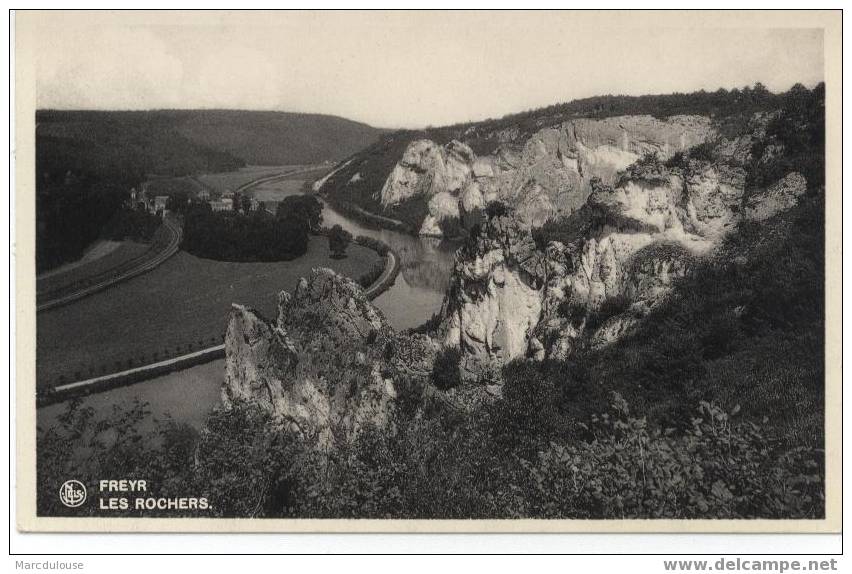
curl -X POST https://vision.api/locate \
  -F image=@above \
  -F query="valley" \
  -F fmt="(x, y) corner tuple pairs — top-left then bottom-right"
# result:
(36, 83), (827, 520)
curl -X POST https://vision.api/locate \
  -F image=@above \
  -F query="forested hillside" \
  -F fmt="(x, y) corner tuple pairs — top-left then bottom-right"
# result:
(35, 109), (383, 271)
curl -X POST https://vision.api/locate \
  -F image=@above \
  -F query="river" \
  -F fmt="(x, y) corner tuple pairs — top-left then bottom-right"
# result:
(38, 176), (459, 431)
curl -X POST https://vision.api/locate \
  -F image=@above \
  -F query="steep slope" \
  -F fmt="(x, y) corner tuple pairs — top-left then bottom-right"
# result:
(378, 115), (715, 235)
(224, 83), (824, 441)
(315, 86), (789, 235)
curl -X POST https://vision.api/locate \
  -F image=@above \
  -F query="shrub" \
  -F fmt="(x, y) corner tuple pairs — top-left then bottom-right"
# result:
(585, 294), (631, 332)
(688, 141), (716, 162)
(357, 260), (386, 289)
(522, 396), (824, 519)
(665, 150), (688, 170)
(556, 297), (586, 328)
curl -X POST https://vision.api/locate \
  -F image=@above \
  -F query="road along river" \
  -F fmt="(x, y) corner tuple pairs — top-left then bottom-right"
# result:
(38, 175), (460, 430)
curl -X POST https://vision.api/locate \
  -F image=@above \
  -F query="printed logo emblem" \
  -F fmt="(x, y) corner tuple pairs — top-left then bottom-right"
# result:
(59, 480), (87, 508)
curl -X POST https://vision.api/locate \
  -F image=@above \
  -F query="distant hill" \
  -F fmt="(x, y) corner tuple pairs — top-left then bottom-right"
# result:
(172, 110), (384, 166)
(35, 109), (383, 271)
(36, 109), (384, 173)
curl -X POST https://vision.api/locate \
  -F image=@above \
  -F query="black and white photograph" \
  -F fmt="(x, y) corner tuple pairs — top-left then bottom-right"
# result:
(13, 9), (841, 534)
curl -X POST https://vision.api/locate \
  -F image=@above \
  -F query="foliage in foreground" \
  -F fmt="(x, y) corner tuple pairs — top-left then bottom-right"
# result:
(37, 390), (823, 519)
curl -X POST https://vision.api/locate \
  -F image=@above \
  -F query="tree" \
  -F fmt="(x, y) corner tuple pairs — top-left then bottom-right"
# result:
(328, 224), (352, 259)
(277, 195), (323, 232)
(165, 191), (189, 214)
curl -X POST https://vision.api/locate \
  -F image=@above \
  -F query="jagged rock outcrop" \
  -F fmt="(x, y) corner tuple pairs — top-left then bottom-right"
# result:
(378, 115), (716, 236)
(436, 147), (809, 374)
(223, 268), (402, 446)
(438, 216), (546, 378)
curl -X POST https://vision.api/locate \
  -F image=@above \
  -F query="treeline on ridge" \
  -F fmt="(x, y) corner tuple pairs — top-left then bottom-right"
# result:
(318, 83), (822, 234)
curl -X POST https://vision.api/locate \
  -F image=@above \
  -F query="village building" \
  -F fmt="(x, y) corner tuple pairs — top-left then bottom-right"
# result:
(154, 195), (169, 217)
(210, 198), (233, 212)
(197, 189), (211, 201)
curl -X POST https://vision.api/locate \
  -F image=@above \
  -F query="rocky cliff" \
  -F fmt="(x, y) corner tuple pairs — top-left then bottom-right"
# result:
(435, 125), (808, 377)
(377, 115), (715, 236)
(226, 100), (814, 414)
(223, 268), (418, 446)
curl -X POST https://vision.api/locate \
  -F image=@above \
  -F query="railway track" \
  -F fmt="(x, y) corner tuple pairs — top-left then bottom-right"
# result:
(36, 215), (183, 312)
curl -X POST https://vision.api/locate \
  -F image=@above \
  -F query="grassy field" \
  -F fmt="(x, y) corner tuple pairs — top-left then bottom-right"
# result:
(36, 241), (150, 298)
(197, 166), (304, 193)
(36, 238), (382, 389)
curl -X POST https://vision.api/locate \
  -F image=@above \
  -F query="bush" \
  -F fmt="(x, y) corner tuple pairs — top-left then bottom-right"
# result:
(522, 396), (824, 519)
(37, 388), (824, 519)
(430, 347), (462, 390)
(556, 297), (587, 328)
(485, 200), (508, 219)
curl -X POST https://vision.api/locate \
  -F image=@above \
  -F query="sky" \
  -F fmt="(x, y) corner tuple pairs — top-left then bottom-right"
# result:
(28, 11), (825, 129)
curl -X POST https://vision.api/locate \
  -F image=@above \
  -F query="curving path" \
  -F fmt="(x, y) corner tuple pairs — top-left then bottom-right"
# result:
(39, 167), (401, 403)
(36, 215), (183, 312)
(363, 250), (399, 299)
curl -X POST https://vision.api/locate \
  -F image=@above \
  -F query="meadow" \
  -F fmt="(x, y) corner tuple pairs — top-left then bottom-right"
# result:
(36, 241), (149, 298)
(197, 165), (307, 194)
(36, 238), (382, 389)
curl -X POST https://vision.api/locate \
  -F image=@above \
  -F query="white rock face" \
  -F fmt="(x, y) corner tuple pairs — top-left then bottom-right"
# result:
(223, 268), (398, 447)
(438, 149), (811, 369)
(378, 115), (716, 236)
(378, 139), (475, 209)
(681, 165), (746, 240)
(438, 216), (547, 374)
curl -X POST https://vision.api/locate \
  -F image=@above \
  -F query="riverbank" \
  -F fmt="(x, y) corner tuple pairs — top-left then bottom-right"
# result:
(319, 193), (413, 233)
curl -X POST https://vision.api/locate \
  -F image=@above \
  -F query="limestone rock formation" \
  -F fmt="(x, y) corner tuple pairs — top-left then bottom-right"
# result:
(378, 115), (716, 236)
(436, 145), (809, 374)
(437, 215), (546, 377)
(223, 268), (400, 446)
